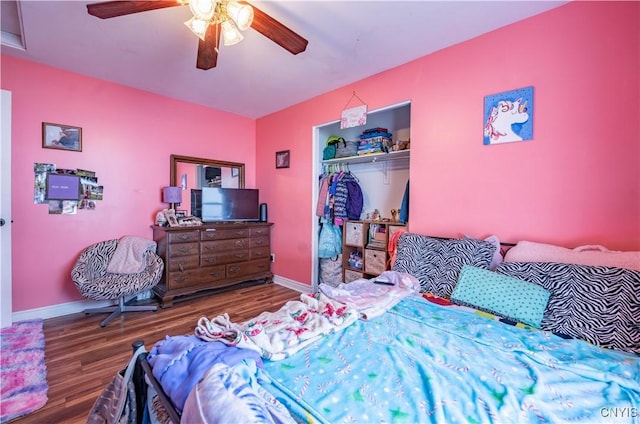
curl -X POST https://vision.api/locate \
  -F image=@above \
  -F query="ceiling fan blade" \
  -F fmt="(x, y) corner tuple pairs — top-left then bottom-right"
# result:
(87, 1), (182, 19)
(242, 1), (308, 55)
(197, 24), (221, 70)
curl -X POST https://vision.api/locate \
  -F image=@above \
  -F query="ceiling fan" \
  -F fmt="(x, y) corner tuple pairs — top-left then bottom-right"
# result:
(86, 0), (308, 70)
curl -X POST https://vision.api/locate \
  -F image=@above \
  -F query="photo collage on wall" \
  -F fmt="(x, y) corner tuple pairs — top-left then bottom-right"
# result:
(34, 163), (103, 214)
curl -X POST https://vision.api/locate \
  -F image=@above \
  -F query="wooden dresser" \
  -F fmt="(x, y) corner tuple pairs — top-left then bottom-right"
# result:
(152, 222), (273, 307)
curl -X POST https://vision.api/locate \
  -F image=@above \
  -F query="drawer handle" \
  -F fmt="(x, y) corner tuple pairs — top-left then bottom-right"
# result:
(179, 263), (184, 272)
(205, 245), (216, 251)
(235, 253), (246, 259)
(235, 240), (244, 247)
(178, 235), (190, 241)
(210, 271), (221, 277)
(258, 264), (267, 269)
(228, 266), (240, 275)
(235, 231), (246, 236)
(255, 229), (266, 234)
(176, 276), (188, 282)
(178, 247), (192, 253)
(254, 240), (264, 245)
(205, 258), (215, 263)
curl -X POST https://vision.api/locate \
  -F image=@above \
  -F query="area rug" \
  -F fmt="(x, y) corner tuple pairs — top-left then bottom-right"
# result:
(0, 319), (48, 423)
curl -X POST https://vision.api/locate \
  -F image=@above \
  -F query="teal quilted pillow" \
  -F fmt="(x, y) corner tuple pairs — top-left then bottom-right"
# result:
(451, 265), (550, 328)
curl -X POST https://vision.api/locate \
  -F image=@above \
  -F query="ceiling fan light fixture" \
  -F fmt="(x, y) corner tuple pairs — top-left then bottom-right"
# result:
(184, 16), (210, 41)
(221, 19), (243, 46)
(189, 0), (217, 21)
(225, 1), (254, 31)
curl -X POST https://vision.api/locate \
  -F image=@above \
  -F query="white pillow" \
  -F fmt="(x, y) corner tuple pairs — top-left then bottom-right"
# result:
(504, 240), (640, 271)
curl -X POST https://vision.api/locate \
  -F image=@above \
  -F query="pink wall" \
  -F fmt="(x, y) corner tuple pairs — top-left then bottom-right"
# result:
(256, 2), (640, 286)
(3, 2), (638, 313)
(1, 56), (256, 312)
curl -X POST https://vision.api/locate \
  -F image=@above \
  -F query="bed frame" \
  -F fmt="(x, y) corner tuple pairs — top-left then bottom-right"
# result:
(130, 341), (181, 424)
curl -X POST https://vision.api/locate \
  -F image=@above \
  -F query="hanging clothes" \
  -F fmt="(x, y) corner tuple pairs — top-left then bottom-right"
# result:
(399, 179), (409, 224)
(333, 172), (363, 225)
(316, 176), (330, 217)
(316, 167), (364, 225)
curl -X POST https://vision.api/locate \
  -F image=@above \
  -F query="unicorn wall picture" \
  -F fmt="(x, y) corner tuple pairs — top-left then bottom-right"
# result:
(483, 86), (534, 145)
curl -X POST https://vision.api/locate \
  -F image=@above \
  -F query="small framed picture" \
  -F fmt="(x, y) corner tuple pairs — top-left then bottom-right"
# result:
(175, 210), (188, 219)
(42, 122), (82, 152)
(276, 150), (290, 169)
(163, 209), (179, 227)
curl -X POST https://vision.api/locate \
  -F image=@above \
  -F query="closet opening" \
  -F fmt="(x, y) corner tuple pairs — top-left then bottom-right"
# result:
(311, 100), (411, 290)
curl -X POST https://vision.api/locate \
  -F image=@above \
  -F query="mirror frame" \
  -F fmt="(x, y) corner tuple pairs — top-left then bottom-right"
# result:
(170, 154), (245, 189)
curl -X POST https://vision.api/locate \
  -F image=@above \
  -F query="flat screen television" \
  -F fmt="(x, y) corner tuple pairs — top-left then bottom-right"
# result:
(197, 188), (260, 222)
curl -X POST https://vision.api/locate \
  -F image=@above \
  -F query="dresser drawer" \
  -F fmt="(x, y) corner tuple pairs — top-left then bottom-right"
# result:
(202, 238), (249, 254)
(249, 236), (269, 248)
(201, 250), (250, 266)
(364, 249), (386, 275)
(250, 226), (270, 237)
(251, 246), (270, 260)
(226, 259), (270, 279)
(166, 269), (206, 289)
(168, 256), (199, 272)
(198, 265), (226, 282)
(167, 230), (200, 244)
(345, 222), (364, 246)
(201, 228), (250, 241)
(168, 242), (199, 257)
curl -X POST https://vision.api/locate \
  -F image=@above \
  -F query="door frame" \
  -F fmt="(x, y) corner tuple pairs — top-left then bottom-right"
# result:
(1, 89), (12, 328)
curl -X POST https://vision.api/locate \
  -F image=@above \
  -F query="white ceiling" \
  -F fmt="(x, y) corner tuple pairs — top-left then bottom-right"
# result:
(1, 1), (568, 118)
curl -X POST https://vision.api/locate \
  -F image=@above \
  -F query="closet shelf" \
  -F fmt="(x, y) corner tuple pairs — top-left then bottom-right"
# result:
(322, 149), (410, 165)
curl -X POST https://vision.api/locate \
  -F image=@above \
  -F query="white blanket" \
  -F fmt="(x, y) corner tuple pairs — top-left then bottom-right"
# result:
(320, 270), (420, 320)
(106, 236), (156, 274)
(195, 292), (358, 361)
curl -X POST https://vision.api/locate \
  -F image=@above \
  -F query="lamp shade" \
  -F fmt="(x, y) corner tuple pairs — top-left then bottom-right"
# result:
(163, 186), (182, 204)
(226, 1), (254, 31)
(221, 19), (243, 46)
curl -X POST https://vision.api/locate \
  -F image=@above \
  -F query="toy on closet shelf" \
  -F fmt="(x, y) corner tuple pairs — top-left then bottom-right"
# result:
(392, 139), (410, 151)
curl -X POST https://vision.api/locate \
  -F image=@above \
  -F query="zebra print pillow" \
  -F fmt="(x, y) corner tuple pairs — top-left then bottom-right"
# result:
(392, 233), (496, 298)
(495, 262), (640, 354)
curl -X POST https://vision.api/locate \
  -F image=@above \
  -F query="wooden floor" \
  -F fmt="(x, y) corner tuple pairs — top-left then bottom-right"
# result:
(11, 282), (302, 424)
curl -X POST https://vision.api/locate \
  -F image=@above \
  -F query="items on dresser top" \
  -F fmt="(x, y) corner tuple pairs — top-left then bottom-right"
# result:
(152, 222), (272, 307)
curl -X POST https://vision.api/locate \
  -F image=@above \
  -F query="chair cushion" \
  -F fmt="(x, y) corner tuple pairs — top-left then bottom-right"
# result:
(71, 240), (163, 301)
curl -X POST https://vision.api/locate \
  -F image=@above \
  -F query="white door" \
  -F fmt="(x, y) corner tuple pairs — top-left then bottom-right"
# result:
(1, 89), (12, 328)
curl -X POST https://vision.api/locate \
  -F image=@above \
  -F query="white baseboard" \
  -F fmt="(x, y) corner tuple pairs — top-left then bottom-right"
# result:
(12, 298), (112, 322)
(12, 277), (312, 321)
(272, 275), (312, 293)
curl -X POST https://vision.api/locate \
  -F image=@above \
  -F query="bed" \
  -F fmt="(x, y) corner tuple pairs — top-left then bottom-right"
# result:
(108, 233), (640, 424)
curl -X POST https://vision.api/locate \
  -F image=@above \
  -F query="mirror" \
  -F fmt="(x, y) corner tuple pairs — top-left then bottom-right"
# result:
(170, 154), (245, 191)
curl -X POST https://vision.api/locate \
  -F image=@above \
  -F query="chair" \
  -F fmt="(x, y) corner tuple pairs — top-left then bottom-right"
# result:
(71, 239), (164, 327)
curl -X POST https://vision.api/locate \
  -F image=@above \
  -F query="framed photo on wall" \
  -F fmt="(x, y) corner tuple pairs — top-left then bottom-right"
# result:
(276, 150), (290, 169)
(42, 122), (82, 152)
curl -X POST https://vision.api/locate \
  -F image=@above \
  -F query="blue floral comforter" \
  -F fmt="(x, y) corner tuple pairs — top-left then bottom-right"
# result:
(260, 296), (640, 423)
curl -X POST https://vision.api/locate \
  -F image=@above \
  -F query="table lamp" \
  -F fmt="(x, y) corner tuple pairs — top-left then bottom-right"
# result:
(162, 186), (182, 211)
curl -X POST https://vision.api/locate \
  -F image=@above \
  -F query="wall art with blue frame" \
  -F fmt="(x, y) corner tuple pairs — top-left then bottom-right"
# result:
(483, 86), (533, 145)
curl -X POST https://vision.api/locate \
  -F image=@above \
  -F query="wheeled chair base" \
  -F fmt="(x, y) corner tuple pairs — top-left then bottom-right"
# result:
(84, 296), (157, 327)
